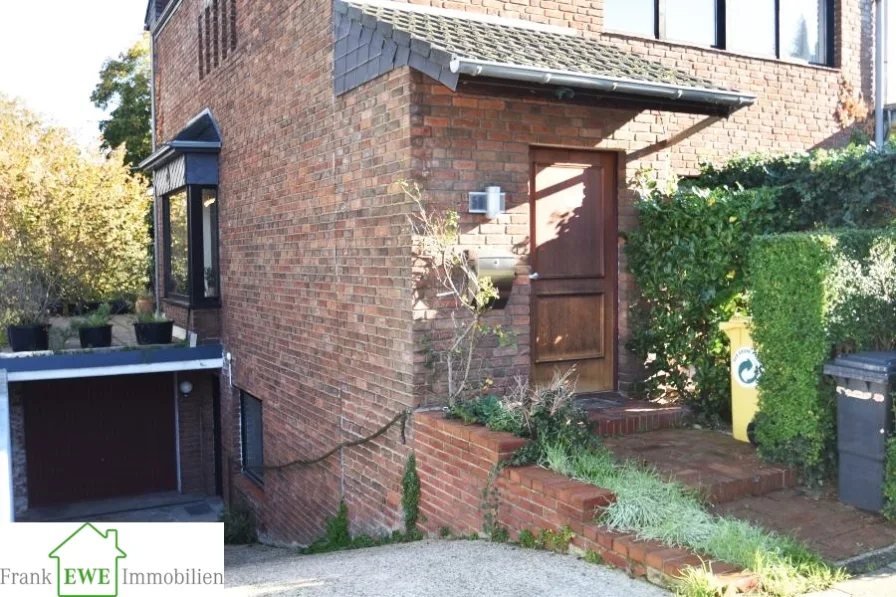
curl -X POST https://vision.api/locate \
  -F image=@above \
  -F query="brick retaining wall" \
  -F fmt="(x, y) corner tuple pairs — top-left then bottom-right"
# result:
(414, 411), (753, 591)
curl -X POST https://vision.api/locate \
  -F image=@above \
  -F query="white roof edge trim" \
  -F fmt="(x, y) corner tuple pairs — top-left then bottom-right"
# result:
(6, 358), (224, 382)
(346, 0), (579, 36)
(151, 0), (186, 38)
(450, 57), (758, 106)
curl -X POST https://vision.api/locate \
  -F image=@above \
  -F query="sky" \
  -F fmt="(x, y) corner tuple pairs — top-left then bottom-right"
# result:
(0, 0), (148, 148)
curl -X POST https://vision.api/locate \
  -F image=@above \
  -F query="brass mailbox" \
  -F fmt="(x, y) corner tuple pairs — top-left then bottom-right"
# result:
(475, 255), (516, 309)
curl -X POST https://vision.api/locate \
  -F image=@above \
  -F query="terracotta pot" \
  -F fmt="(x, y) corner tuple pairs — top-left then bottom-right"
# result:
(135, 296), (154, 315)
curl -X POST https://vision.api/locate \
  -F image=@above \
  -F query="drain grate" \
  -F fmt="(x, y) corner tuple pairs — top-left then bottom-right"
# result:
(184, 503), (213, 516)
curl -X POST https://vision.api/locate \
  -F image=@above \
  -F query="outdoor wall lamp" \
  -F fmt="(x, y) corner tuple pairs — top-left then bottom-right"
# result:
(468, 185), (506, 219)
(179, 380), (194, 399)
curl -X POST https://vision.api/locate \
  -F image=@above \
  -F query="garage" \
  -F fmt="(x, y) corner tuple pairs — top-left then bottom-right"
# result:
(23, 373), (178, 508)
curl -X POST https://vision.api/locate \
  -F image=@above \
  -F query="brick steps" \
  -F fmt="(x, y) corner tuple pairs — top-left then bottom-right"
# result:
(503, 465), (757, 593)
(579, 397), (691, 437)
(603, 428), (799, 504)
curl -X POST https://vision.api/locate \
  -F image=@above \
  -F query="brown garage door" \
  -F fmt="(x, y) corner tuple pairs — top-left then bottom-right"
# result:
(24, 373), (178, 507)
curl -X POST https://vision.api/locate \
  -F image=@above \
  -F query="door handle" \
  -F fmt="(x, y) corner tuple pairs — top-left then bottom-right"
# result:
(529, 272), (540, 280)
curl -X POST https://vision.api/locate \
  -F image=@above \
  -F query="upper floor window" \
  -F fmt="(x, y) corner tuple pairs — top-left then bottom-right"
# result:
(604, 0), (834, 67)
(163, 185), (220, 306)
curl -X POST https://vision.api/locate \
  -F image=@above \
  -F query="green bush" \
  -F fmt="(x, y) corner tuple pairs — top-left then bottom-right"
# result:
(750, 230), (896, 481)
(885, 426), (896, 520)
(627, 145), (896, 422)
(401, 453), (421, 535)
(220, 502), (257, 545)
(625, 182), (787, 420)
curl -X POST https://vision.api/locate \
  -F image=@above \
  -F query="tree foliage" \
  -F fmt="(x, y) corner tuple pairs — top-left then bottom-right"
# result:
(0, 96), (150, 320)
(91, 34), (151, 168)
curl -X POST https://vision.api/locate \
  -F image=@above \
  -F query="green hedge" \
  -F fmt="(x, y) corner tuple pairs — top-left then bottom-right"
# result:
(749, 231), (896, 482)
(626, 145), (896, 421)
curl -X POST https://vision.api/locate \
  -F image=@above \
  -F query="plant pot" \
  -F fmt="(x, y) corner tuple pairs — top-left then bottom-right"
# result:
(135, 296), (154, 315)
(134, 321), (174, 345)
(78, 325), (112, 349)
(6, 324), (50, 352)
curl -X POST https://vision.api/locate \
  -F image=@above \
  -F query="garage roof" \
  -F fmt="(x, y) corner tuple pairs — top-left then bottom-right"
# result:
(0, 345), (223, 382)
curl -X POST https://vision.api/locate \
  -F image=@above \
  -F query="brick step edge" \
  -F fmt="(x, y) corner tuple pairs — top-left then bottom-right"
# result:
(571, 523), (758, 593)
(500, 465), (757, 593)
(588, 404), (692, 437)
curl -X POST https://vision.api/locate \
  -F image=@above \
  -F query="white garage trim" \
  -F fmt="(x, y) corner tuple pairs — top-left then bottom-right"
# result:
(0, 369), (12, 522)
(6, 358), (223, 382)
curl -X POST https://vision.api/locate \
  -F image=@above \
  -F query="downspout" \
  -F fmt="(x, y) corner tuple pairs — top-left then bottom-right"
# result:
(150, 23), (161, 314)
(876, 0), (887, 147)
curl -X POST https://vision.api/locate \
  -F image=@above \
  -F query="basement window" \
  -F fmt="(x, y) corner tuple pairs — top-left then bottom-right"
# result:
(162, 185), (220, 306)
(241, 392), (264, 486)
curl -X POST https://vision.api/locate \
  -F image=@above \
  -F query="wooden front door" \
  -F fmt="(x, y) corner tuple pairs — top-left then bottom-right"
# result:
(530, 148), (617, 393)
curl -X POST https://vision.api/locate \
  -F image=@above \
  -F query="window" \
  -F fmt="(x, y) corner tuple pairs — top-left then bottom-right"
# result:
(165, 190), (190, 298)
(780, 0), (829, 64)
(162, 185), (220, 306)
(604, 0), (655, 37)
(241, 392), (264, 485)
(726, 0), (776, 57)
(665, 0), (717, 47)
(201, 189), (220, 299)
(604, 0), (833, 66)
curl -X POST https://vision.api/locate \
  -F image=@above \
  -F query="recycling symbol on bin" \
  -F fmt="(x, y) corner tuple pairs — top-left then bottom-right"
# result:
(733, 347), (761, 388)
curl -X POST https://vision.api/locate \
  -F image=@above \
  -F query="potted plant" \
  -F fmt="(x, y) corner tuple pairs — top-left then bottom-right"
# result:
(135, 294), (154, 316)
(133, 312), (174, 345)
(1, 259), (57, 353)
(70, 303), (113, 348)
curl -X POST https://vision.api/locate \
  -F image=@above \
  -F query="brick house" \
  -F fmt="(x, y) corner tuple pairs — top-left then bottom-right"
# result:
(141, 0), (873, 544)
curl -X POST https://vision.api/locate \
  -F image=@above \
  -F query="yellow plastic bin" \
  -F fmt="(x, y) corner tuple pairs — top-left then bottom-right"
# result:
(719, 317), (761, 443)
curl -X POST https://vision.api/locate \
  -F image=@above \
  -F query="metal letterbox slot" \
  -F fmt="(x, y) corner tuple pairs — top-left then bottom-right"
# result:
(476, 256), (516, 309)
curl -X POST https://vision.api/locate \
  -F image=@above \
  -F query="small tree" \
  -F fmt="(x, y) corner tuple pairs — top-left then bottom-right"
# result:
(0, 96), (150, 306)
(0, 252), (59, 327)
(405, 181), (511, 406)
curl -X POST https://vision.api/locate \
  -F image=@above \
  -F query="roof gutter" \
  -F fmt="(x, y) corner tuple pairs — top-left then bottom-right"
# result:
(137, 141), (222, 171)
(449, 57), (756, 108)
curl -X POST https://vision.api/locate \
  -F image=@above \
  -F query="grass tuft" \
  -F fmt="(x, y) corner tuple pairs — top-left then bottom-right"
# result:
(542, 441), (846, 596)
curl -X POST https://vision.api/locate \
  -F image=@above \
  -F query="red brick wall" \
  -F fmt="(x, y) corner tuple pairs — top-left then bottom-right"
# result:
(160, 301), (222, 345)
(154, 0), (418, 545)
(176, 372), (218, 496)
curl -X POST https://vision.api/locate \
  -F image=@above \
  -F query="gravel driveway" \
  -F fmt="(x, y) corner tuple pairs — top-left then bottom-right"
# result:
(224, 540), (670, 597)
